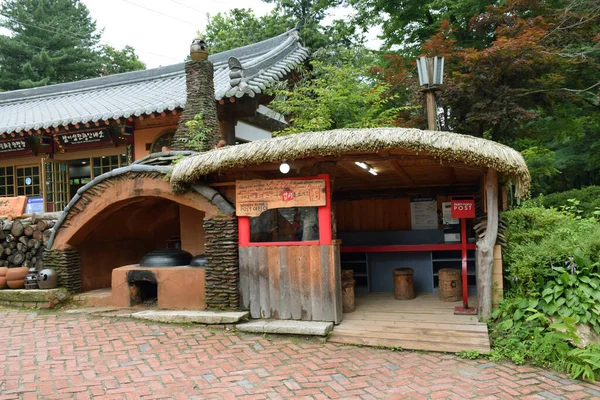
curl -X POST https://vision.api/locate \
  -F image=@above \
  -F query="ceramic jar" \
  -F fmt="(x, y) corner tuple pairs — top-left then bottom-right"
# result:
(25, 267), (39, 290)
(37, 268), (58, 289)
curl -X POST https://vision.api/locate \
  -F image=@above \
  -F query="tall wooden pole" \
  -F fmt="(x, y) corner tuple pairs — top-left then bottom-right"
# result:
(476, 168), (499, 319)
(426, 91), (437, 131)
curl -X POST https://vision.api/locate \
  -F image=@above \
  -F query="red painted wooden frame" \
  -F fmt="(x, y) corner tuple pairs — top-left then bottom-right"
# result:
(238, 174), (332, 247)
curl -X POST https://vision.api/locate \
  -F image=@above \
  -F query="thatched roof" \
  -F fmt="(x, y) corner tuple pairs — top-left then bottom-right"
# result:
(170, 128), (531, 198)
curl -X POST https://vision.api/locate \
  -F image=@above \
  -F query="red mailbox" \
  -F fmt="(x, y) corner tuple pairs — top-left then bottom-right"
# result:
(451, 198), (476, 315)
(451, 200), (475, 219)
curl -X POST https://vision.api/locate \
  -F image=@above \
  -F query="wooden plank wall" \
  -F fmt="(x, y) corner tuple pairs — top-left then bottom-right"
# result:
(334, 196), (450, 232)
(239, 244), (342, 323)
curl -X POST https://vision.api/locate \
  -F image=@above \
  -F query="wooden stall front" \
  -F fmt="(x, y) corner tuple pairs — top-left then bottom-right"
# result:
(236, 175), (343, 323)
(205, 149), (492, 350)
(171, 128), (530, 352)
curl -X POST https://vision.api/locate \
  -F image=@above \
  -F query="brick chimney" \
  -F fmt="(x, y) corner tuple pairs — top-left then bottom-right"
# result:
(171, 38), (220, 152)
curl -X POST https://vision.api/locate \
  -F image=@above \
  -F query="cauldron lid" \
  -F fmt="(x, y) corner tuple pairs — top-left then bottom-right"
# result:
(139, 248), (193, 267)
(190, 255), (207, 268)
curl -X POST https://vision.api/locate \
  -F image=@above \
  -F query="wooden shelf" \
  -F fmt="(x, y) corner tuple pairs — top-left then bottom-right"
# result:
(341, 244), (477, 253)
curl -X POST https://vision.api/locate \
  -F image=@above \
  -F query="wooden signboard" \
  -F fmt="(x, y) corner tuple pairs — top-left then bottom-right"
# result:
(236, 179), (327, 217)
(56, 129), (111, 146)
(0, 196), (28, 218)
(0, 138), (31, 156)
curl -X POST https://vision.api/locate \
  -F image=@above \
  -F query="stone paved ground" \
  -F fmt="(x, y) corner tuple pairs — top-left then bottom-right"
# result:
(0, 309), (598, 400)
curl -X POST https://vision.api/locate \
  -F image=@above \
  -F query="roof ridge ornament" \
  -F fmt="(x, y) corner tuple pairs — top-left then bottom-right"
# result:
(228, 57), (245, 87)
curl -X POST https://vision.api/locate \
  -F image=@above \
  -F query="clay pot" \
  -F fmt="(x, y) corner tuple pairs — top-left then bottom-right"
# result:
(0, 267), (7, 289)
(7, 279), (25, 289)
(6, 267), (28, 289)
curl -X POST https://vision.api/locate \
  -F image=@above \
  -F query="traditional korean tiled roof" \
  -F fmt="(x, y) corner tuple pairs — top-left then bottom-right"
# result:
(0, 28), (308, 136)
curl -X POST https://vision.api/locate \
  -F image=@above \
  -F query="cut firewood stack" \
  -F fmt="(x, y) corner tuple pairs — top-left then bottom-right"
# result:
(0, 212), (62, 270)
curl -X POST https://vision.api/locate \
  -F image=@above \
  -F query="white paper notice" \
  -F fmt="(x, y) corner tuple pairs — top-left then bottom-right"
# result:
(410, 197), (438, 230)
(442, 202), (459, 225)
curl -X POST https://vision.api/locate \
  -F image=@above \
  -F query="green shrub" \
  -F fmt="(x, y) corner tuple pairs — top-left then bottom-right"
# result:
(523, 186), (600, 218)
(502, 207), (600, 296)
(489, 298), (600, 381)
(538, 250), (600, 334)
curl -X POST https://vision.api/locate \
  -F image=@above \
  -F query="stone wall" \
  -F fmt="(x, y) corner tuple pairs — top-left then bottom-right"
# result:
(171, 60), (220, 152)
(204, 215), (239, 309)
(43, 248), (81, 293)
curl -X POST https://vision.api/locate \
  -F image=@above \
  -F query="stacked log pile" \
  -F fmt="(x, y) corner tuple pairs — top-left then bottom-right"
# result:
(0, 212), (62, 270)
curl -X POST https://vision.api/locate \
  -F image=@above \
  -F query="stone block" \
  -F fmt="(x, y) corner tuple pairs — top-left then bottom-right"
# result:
(236, 320), (334, 336)
(131, 310), (249, 324)
(0, 288), (69, 308)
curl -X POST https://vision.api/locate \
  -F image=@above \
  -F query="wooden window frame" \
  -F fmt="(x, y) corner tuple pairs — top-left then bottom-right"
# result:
(15, 164), (41, 197)
(238, 174), (332, 247)
(0, 166), (15, 197)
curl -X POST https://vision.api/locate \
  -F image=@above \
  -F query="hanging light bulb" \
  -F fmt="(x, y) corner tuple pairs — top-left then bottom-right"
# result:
(279, 162), (290, 174)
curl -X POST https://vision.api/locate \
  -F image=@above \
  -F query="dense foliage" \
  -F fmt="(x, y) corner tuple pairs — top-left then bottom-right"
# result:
(488, 202), (600, 381)
(198, 1), (362, 53)
(201, 0), (599, 193)
(528, 186), (600, 218)
(268, 50), (403, 134)
(0, 0), (145, 91)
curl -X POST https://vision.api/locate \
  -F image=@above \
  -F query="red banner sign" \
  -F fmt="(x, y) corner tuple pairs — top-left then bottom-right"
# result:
(451, 200), (475, 219)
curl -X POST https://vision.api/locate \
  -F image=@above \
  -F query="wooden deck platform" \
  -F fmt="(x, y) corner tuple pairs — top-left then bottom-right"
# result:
(329, 292), (491, 353)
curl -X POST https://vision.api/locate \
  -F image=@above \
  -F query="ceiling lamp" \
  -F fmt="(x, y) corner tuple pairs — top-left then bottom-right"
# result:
(279, 162), (290, 174)
(355, 161), (378, 176)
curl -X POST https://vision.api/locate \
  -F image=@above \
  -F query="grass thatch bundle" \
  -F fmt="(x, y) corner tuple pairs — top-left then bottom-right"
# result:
(170, 127), (531, 197)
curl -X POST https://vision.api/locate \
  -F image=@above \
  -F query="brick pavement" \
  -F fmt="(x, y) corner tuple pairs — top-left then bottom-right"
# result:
(0, 309), (598, 399)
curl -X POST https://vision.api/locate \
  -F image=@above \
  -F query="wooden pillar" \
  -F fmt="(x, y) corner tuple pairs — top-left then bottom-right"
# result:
(219, 120), (237, 145)
(476, 168), (498, 320)
(426, 91), (437, 131)
(492, 244), (503, 308)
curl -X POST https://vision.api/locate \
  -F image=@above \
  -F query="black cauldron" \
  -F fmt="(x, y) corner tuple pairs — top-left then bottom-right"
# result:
(139, 248), (192, 267)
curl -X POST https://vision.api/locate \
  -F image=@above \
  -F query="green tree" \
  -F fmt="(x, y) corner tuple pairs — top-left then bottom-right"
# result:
(100, 45), (145, 76)
(268, 49), (403, 134)
(200, 2), (362, 53)
(200, 8), (293, 54)
(350, 0), (495, 53)
(0, 0), (145, 90)
(372, 0), (600, 194)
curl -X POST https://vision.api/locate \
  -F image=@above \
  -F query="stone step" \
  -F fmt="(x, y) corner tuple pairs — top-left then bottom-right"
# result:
(236, 320), (334, 336)
(64, 306), (120, 315)
(0, 288), (69, 309)
(130, 310), (249, 324)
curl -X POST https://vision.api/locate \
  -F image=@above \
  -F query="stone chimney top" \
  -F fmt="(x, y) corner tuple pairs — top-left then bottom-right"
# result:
(190, 38), (208, 61)
(170, 39), (219, 152)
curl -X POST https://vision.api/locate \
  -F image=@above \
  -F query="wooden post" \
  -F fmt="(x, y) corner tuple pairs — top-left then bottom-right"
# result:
(40, 158), (47, 212)
(219, 119), (237, 145)
(476, 168), (498, 320)
(426, 91), (436, 131)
